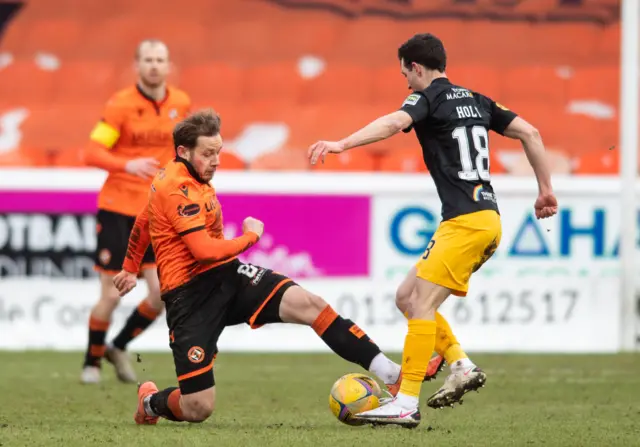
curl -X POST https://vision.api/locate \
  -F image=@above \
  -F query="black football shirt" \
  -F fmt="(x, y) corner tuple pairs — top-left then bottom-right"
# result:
(400, 78), (517, 221)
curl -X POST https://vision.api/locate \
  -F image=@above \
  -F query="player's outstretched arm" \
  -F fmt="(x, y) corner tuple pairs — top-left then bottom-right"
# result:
(503, 117), (558, 219)
(181, 219), (261, 264)
(308, 111), (413, 164)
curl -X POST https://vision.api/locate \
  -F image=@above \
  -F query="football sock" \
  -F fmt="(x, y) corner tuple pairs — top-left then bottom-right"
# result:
(84, 315), (109, 367)
(312, 305), (381, 371)
(369, 352), (401, 385)
(451, 357), (475, 372)
(112, 299), (161, 351)
(147, 387), (185, 421)
(434, 312), (469, 365)
(405, 310), (469, 363)
(397, 319), (436, 409)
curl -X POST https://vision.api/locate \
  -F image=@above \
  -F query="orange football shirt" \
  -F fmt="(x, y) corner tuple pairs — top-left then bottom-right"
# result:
(88, 85), (191, 216)
(123, 160), (259, 294)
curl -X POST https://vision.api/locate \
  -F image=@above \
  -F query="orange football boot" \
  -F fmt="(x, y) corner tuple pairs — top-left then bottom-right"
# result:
(134, 381), (160, 425)
(386, 353), (445, 397)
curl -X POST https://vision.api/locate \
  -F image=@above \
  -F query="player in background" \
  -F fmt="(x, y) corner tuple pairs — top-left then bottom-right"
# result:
(112, 110), (419, 425)
(82, 40), (191, 384)
(308, 33), (558, 427)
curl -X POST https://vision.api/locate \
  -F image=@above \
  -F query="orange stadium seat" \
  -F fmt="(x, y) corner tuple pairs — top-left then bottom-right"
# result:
(378, 149), (427, 174)
(567, 65), (619, 105)
(250, 148), (310, 171)
(312, 150), (377, 172)
(180, 63), (246, 104)
(300, 65), (374, 105)
(269, 18), (342, 61)
(0, 60), (56, 107)
(501, 66), (568, 108)
(243, 62), (304, 105)
(371, 65), (408, 107)
(219, 150), (247, 170)
(0, 18), (85, 58)
(51, 60), (117, 105)
(20, 105), (97, 155)
(574, 149), (619, 175)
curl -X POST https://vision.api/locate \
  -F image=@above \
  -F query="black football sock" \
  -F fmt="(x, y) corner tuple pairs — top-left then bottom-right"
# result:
(112, 300), (160, 350)
(312, 305), (381, 370)
(148, 387), (185, 421)
(84, 315), (109, 367)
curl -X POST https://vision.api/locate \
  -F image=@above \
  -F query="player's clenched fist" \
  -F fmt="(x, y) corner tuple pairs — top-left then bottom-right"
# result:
(113, 269), (138, 297)
(242, 217), (264, 239)
(534, 192), (558, 219)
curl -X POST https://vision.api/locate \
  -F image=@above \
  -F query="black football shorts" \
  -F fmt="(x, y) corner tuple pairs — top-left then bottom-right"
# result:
(94, 209), (155, 273)
(163, 259), (297, 395)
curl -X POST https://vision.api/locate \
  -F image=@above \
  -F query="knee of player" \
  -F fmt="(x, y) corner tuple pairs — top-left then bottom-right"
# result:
(395, 287), (409, 312)
(100, 287), (121, 307)
(289, 289), (329, 325)
(147, 282), (161, 301)
(304, 292), (330, 318)
(182, 395), (215, 422)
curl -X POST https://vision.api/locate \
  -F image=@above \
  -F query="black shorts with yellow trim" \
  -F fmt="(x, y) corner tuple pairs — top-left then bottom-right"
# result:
(163, 258), (297, 395)
(94, 209), (155, 274)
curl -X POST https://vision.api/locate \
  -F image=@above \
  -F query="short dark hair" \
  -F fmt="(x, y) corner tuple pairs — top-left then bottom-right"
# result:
(173, 109), (221, 151)
(398, 33), (446, 72)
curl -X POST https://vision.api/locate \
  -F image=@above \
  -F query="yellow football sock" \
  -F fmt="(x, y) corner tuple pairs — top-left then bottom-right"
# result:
(435, 312), (468, 364)
(399, 319), (436, 397)
(405, 310), (468, 361)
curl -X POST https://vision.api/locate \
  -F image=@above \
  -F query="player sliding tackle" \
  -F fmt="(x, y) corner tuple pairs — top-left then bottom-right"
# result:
(308, 33), (558, 428)
(113, 109), (439, 425)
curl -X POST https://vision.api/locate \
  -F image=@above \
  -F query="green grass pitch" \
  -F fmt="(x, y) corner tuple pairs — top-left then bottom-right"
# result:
(0, 352), (639, 446)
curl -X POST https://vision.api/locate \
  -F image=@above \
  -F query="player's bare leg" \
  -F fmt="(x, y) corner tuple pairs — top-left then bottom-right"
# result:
(135, 384), (215, 424)
(107, 268), (163, 383)
(82, 273), (122, 384)
(355, 278), (451, 428)
(277, 286), (402, 397)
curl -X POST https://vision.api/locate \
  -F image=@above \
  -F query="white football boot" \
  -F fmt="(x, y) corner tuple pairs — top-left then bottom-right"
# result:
(427, 361), (486, 409)
(80, 366), (101, 384)
(105, 345), (137, 383)
(354, 398), (421, 428)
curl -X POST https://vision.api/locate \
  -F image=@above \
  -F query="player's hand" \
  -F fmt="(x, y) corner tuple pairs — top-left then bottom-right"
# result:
(308, 141), (344, 165)
(113, 270), (138, 297)
(125, 157), (160, 179)
(534, 192), (558, 219)
(242, 217), (264, 239)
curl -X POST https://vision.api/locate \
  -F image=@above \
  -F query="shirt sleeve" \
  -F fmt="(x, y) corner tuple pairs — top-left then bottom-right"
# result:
(163, 182), (259, 263)
(122, 206), (151, 274)
(488, 99), (518, 136)
(89, 97), (125, 150)
(164, 185), (208, 237)
(399, 92), (430, 133)
(182, 230), (259, 264)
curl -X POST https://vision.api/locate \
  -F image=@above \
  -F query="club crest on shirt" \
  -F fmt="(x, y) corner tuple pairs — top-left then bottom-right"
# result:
(169, 108), (178, 120)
